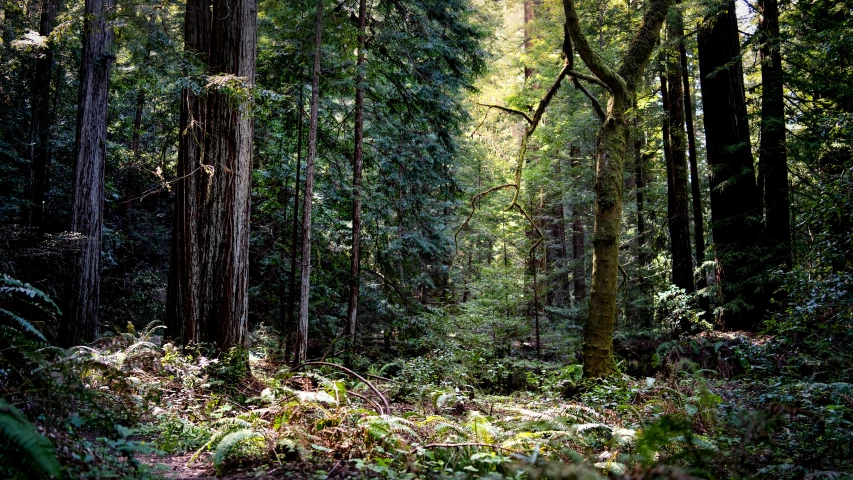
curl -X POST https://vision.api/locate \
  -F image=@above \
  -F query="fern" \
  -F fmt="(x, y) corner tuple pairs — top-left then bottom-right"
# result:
(0, 308), (47, 342)
(213, 429), (262, 471)
(0, 275), (60, 314)
(0, 399), (61, 478)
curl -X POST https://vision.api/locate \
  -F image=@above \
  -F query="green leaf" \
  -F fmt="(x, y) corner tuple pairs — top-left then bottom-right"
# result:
(0, 399), (61, 478)
(213, 429), (262, 470)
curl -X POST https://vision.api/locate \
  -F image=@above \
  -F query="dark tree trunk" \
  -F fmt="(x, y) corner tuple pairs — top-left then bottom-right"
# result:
(166, 0), (210, 344)
(697, 0), (763, 331)
(758, 0), (790, 268)
(570, 153), (586, 302)
(61, 0), (114, 347)
(27, 0), (57, 232)
(663, 32), (694, 294)
(166, 0), (256, 350)
(678, 17), (710, 315)
(198, 0), (257, 349)
(126, 89), (144, 217)
(294, 0), (323, 365)
(632, 98), (653, 326)
(286, 72), (305, 342)
(346, 0), (366, 342)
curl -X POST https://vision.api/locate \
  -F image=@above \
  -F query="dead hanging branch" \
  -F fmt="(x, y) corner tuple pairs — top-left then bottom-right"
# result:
(299, 361), (391, 414)
(454, 64), (570, 259)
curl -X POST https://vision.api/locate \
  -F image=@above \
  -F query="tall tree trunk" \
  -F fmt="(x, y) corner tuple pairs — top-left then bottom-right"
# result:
(758, 0), (790, 269)
(126, 89), (144, 218)
(294, 0), (323, 365)
(570, 152), (586, 302)
(524, 0), (535, 79)
(697, 0), (762, 331)
(678, 13), (710, 314)
(564, 0), (670, 378)
(199, 0), (257, 349)
(286, 74), (305, 341)
(662, 46), (694, 294)
(166, 0), (256, 349)
(346, 0), (366, 342)
(61, 0), (114, 347)
(166, 0), (210, 344)
(27, 0), (57, 233)
(632, 98), (653, 326)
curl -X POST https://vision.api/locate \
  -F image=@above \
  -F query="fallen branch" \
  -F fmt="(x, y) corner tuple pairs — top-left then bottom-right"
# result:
(300, 361), (391, 414)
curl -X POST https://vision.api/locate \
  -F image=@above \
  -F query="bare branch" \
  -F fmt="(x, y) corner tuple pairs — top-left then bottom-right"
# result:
(571, 76), (606, 121)
(474, 102), (533, 124)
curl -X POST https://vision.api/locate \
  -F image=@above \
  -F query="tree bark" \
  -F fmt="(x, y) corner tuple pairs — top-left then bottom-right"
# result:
(346, 0), (367, 342)
(678, 14), (710, 315)
(662, 45), (694, 294)
(27, 0), (57, 232)
(166, 0), (210, 344)
(570, 151), (586, 302)
(61, 0), (114, 347)
(294, 0), (323, 365)
(563, 0), (670, 378)
(697, 0), (762, 331)
(757, 0), (790, 269)
(166, 0), (256, 350)
(286, 70), (305, 341)
(126, 89), (144, 217)
(198, 0), (257, 349)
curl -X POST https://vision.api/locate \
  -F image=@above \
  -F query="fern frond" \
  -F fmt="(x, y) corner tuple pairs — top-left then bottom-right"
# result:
(0, 399), (61, 478)
(213, 429), (262, 470)
(0, 308), (48, 342)
(0, 275), (61, 314)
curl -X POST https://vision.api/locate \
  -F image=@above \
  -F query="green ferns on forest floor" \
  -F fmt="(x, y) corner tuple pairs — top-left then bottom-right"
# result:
(1, 276), (853, 478)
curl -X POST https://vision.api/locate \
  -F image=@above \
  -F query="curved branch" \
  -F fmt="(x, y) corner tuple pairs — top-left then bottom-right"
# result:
(563, 0), (625, 94)
(454, 183), (518, 254)
(300, 361), (391, 414)
(474, 102), (533, 124)
(567, 69), (610, 91)
(571, 76), (606, 121)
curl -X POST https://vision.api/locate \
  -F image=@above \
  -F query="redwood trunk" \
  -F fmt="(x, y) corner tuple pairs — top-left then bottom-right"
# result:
(27, 0), (57, 232)
(199, 0), (257, 349)
(758, 0), (790, 268)
(295, 0), (323, 365)
(679, 21), (710, 313)
(166, 0), (256, 349)
(61, 0), (114, 347)
(697, 0), (762, 331)
(166, 0), (210, 344)
(347, 0), (367, 341)
(663, 45), (694, 294)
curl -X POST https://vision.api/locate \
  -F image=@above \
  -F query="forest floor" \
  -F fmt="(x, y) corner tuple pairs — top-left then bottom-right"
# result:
(4, 324), (853, 479)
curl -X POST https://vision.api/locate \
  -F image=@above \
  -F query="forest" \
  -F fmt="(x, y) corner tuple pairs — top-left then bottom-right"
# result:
(0, 0), (851, 477)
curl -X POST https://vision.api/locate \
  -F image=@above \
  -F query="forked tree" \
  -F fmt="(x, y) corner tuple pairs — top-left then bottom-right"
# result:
(561, 0), (671, 378)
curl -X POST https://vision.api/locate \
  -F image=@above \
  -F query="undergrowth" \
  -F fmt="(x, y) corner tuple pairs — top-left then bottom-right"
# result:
(1, 273), (852, 479)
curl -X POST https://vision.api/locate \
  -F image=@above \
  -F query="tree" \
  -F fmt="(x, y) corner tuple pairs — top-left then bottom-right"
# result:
(294, 0), (323, 365)
(60, 0), (115, 347)
(563, 0), (671, 377)
(346, 0), (367, 344)
(677, 2), (709, 315)
(757, 0), (790, 269)
(166, 0), (210, 344)
(661, 59), (694, 296)
(166, 0), (257, 349)
(697, 0), (762, 331)
(26, 0), (57, 232)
